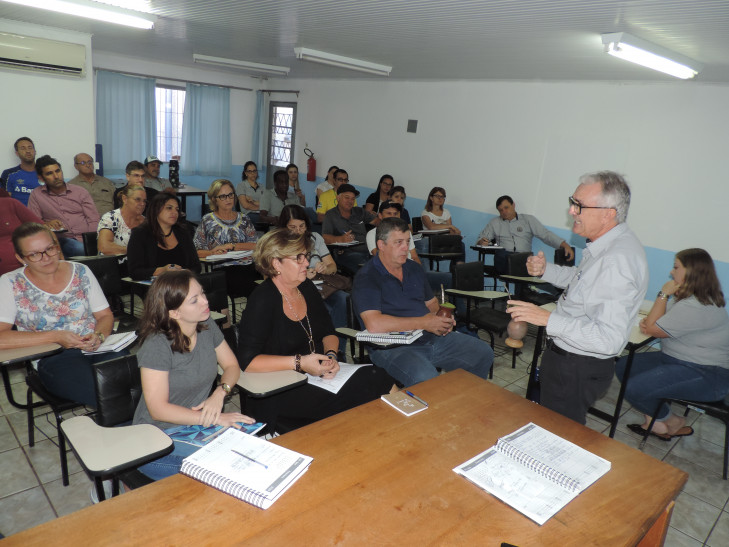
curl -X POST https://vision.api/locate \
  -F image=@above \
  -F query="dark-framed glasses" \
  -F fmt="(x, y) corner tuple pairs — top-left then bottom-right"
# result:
(284, 252), (312, 264)
(23, 244), (60, 262)
(568, 196), (615, 215)
(432, 194), (445, 199)
(74, 160), (94, 166)
(216, 192), (235, 201)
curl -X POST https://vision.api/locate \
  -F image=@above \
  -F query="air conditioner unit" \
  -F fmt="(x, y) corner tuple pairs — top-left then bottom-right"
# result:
(0, 32), (86, 77)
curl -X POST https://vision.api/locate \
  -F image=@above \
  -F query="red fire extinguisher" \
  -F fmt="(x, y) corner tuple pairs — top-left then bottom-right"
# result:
(305, 147), (316, 182)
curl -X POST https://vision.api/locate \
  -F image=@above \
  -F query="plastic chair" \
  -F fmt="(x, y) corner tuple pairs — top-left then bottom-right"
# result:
(61, 354), (173, 501)
(81, 232), (98, 256)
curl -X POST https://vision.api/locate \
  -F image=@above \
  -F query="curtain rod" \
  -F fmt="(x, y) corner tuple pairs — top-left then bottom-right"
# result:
(94, 68), (254, 92)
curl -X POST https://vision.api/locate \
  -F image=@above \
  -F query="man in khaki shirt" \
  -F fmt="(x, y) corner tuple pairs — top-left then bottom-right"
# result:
(67, 152), (116, 215)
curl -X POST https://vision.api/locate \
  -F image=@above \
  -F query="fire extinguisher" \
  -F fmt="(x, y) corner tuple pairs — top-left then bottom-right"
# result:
(305, 147), (316, 182)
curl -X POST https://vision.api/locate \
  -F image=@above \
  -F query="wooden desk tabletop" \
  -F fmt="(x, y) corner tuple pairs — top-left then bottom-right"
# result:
(7, 370), (686, 546)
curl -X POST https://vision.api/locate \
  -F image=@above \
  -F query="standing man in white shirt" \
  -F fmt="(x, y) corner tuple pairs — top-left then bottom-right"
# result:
(506, 171), (648, 424)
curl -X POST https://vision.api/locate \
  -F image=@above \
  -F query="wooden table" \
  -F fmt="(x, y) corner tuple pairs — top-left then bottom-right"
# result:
(527, 303), (655, 437)
(0, 344), (61, 410)
(8, 370), (685, 546)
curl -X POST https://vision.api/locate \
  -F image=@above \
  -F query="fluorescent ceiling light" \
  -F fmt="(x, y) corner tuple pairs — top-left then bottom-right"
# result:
(1, 0), (155, 29)
(294, 47), (391, 76)
(601, 32), (702, 80)
(193, 54), (290, 76)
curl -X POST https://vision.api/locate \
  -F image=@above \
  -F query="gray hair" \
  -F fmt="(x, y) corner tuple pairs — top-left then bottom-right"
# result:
(376, 217), (409, 243)
(578, 171), (631, 223)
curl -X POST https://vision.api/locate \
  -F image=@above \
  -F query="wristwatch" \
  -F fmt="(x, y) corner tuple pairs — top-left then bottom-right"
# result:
(219, 382), (232, 394)
(657, 290), (670, 301)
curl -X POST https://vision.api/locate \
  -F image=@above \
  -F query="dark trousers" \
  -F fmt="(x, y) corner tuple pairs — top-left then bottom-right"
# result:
(539, 344), (614, 425)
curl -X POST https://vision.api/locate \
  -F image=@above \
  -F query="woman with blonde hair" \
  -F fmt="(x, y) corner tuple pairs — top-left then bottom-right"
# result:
(618, 248), (729, 440)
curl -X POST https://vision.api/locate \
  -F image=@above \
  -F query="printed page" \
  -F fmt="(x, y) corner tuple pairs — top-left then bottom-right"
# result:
(499, 423), (610, 492)
(184, 429), (312, 500)
(307, 363), (371, 394)
(454, 447), (577, 525)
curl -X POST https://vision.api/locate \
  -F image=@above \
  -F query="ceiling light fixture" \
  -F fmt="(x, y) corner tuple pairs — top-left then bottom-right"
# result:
(294, 47), (391, 76)
(601, 32), (702, 80)
(193, 54), (290, 76)
(1, 0), (155, 29)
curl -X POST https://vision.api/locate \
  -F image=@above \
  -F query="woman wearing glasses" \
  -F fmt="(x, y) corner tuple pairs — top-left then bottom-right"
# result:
(97, 185), (146, 255)
(194, 179), (257, 257)
(236, 161), (264, 224)
(0, 222), (121, 407)
(364, 174), (394, 214)
(237, 229), (395, 432)
(421, 186), (461, 235)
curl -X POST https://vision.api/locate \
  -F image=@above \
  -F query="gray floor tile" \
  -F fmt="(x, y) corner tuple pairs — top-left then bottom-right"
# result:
(7, 407), (58, 446)
(0, 485), (56, 536)
(664, 453), (729, 509)
(611, 428), (672, 462)
(43, 470), (95, 517)
(0, 447), (39, 498)
(491, 365), (528, 384)
(671, 430), (727, 478)
(665, 526), (703, 547)
(706, 510), (729, 547)
(670, 492), (722, 542)
(0, 416), (19, 454)
(23, 438), (83, 484)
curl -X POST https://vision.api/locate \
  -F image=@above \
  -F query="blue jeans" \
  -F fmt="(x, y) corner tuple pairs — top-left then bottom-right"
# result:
(616, 352), (729, 420)
(368, 331), (494, 387)
(323, 289), (348, 354)
(138, 438), (200, 481)
(59, 236), (85, 257)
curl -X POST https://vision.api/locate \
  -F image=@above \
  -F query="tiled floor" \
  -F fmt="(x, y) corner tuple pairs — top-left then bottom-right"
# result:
(2, 325), (729, 544)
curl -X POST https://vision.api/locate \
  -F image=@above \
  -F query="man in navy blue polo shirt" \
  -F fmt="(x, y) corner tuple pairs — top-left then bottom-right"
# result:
(352, 217), (493, 386)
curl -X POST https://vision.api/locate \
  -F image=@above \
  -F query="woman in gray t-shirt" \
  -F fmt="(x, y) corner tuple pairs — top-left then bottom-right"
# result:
(133, 270), (254, 480)
(616, 248), (729, 440)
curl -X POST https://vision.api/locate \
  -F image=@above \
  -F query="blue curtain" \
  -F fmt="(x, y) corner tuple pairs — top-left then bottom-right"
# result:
(251, 90), (265, 167)
(181, 83), (231, 176)
(96, 70), (156, 173)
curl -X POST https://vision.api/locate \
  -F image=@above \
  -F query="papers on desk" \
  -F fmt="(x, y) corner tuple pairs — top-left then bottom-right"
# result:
(474, 244), (504, 250)
(328, 241), (361, 247)
(307, 363), (371, 394)
(181, 428), (313, 509)
(82, 332), (137, 355)
(205, 250), (254, 262)
(453, 422), (611, 525)
(418, 229), (450, 235)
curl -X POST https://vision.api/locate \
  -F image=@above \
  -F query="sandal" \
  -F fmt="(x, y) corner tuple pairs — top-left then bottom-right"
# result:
(627, 423), (672, 441)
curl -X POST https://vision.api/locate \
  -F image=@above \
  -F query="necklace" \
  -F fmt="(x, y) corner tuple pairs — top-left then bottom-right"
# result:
(163, 229), (173, 237)
(280, 288), (315, 354)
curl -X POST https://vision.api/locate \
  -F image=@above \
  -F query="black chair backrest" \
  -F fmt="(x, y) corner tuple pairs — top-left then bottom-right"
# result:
(506, 252), (532, 277)
(554, 246), (576, 267)
(93, 354), (143, 427)
(76, 255), (122, 297)
(199, 271), (228, 314)
(412, 217), (423, 234)
(429, 234), (463, 254)
(452, 262), (484, 292)
(82, 232), (98, 256)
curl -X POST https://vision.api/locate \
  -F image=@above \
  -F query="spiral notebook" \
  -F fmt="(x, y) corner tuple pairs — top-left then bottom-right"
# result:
(356, 329), (423, 344)
(181, 428), (313, 509)
(453, 422), (611, 525)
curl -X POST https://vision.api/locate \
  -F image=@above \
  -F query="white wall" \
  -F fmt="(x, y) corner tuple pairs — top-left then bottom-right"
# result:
(0, 20), (94, 174)
(282, 77), (729, 264)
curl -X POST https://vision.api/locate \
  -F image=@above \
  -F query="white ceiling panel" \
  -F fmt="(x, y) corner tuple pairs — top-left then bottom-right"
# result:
(1, 0), (729, 81)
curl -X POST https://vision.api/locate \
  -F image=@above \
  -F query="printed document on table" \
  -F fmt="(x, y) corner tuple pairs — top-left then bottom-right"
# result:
(307, 363), (372, 394)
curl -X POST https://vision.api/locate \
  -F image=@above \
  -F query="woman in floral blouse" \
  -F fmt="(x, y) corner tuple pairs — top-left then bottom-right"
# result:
(97, 185), (146, 255)
(0, 222), (125, 406)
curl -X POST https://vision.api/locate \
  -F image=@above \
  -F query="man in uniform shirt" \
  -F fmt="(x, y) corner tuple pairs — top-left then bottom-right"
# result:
(68, 152), (116, 215)
(506, 171), (648, 424)
(1, 137), (42, 207)
(28, 155), (100, 257)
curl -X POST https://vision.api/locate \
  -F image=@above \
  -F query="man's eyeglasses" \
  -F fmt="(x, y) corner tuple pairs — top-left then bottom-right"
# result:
(216, 192), (235, 201)
(336, 177), (349, 183)
(568, 196), (615, 215)
(283, 253), (312, 264)
(23, 244), (60, 262)
(75, 160), (94, 166)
